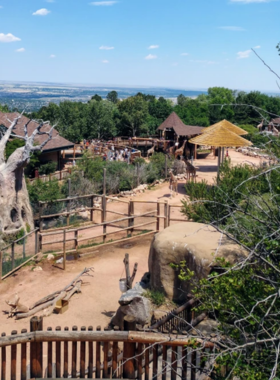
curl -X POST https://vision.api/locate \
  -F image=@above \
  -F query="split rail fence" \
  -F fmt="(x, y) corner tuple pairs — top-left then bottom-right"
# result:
(0, 316), (216, 380)
(28, 169), (71, 184)
(0, 195), (188, 278)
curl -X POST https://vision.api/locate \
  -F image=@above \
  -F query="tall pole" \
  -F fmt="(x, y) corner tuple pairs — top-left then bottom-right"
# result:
(103, 168), (107, 195)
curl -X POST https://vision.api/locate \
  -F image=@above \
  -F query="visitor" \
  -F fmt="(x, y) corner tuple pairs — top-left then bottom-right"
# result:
(73, 159), (76, 167)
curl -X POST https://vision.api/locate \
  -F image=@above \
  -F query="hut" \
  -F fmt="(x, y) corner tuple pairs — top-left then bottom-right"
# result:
(189, 124), (253, 169)
(202, 119), (248, 136)
(157, 112), (204, 158)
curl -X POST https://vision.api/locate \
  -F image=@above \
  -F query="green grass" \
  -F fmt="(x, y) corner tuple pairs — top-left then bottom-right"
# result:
(144, 289), (166, 306)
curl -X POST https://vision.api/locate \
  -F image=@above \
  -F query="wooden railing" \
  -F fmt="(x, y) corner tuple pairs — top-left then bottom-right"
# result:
(28, 169), (71, 184)
(149, 299), (208, 334)
(0, 317), (216, 380)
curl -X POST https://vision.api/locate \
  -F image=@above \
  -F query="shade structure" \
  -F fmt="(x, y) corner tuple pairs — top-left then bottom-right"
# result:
(189, 125), (252, 148)
(202, 119), (248, 136)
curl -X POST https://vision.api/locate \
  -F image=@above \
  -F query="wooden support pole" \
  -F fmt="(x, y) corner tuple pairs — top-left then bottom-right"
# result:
(63, 230), (66, 270)
(137, 163), (140, 187)
(68, 178), (71, 198)
(39, 202), (43, 232)
(11, 242), (15, 270)
(102, 195), (107, 244)
(11, 330), (17, 380)
(90, 195), (94, 222)
(123, 340), (136, 379)
(30, 316), (43, 379)
(103, 168), (107, 195)
(35, 230), (38, 255)
(164, 200), (168, 229)
(75, 230), (78, 252)
(66, 199), (70, 226)
(165, 154), (168, 179)
(21, 329), (27, 380)
(168, 205), (171, 227)
(156, 201), (160, 231)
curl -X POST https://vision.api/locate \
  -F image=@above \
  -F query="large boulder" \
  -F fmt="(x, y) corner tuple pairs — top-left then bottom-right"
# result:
(148, 222), (247, 303)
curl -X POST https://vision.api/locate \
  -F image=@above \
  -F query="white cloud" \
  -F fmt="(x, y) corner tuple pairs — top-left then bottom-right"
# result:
(218, 26), (245, 31)
(237, 49), (251, 59)
(148, 45), (159, 49)
(90, 1), (117, 5)
(33, 8), (50, 16)
(181, 53), (189, 56)
(16, 48), (25, 53)
(99, 46), (114, 50)
(102, 60), (109, 63)
(145, 54), (157, 60)
(230, 0), (272, 3)
(50, 54), (56, 58)
(0, 33), (21, 43)
(254, 45), (261, 49)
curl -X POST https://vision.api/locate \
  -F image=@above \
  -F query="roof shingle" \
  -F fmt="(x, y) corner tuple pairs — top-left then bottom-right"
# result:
(0, 112), (74, 152)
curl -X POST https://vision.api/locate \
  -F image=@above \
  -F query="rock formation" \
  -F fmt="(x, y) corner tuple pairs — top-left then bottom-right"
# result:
(148, 222), (247, 303)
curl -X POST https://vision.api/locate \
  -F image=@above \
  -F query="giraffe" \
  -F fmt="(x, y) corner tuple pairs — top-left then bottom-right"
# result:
(168, 169), (178, 197)
(184, 159), (196, 182)
(174, 140), (187, 159)
(147, 144), (155, 158)
(257, 119), (264, 132)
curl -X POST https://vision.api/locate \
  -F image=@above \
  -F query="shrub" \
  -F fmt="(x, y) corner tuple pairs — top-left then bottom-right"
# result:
(144, 289), (166, 306)
(38, 161), (57, 175)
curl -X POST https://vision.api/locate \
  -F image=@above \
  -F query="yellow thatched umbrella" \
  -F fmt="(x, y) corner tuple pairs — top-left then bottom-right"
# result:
(202, 119), (248, 136)
(189, 124), (252, 169)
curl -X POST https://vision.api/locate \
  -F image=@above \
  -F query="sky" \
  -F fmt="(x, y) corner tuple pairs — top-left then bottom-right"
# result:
(0, 0), (279, 92)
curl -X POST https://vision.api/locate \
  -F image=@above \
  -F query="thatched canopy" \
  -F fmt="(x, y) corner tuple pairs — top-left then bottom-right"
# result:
(189, 125), (253, 148)
(202, 119), (248, 136)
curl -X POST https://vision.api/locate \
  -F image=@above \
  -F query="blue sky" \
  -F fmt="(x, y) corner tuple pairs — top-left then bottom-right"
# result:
(0, 0), (279, 92)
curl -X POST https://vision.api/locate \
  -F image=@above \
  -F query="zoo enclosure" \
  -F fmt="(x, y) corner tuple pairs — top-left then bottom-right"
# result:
(0, 316), (216, 380)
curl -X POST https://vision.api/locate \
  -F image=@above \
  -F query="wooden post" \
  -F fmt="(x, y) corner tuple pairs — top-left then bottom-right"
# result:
(218, 147), (221, 169)
(23, 234), (26, 259)
(168, 205), (171, 227)
(55, 326), (61, 378)
(21, 329), (27, 380)
(102, 195), (107, 243)
(90, 195), (94, 222)
(127, 200), (134, 237)
(35, 230), (38, 255)
(164, 200), (168, 229)
(66, 199), (70, 226)
(103, 168), (107, 195)
(71, 326), (77, 378)
(165, 154), (168, 179)
(39, 202), (43, 232)
(75, 230), (78, 252)
(63, 327), (69, 379)
(73, 145), (76, 159)
(123, 340), (136, 379)
(30, 316), (43, 379)
(63, 229), (66, 270)
(11, 330), (17, 380)
(11, 242), (15, 270)
(1, 333), (6, 380)
(156, 201), (160, 231)
(124, 253), (131, 290)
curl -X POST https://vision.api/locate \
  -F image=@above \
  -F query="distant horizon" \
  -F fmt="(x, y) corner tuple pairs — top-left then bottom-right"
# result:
(0, 79), (279, 96)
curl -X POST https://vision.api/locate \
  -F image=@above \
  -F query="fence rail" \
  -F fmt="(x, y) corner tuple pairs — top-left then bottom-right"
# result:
(0, 317), (216, 380)
(28, 169), (71, 184)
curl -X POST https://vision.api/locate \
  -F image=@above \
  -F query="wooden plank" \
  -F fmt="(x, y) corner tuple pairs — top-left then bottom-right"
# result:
(63, 327), (69, 379)
(152, 344), (158, 380)
(137, 343), (143, 380)
(191, 351), (196, 380)
(171, 346), (177, 380)
(55, 327), (61, 378)
(144, 344), (149, 380)
(80, 327), (86, 378)
(88, 326), (93, 379)
(71, 326), (77, 378)
(112, 341), (118, 379)
(10, 331), (17, 380)
(96, 326), (101, 379)
(1, 333), (6, 380)
(47, 327), (53, 378)
(30, 317), (43, 379)
(21, 329), (27, 380)
(162, 345), (167, 380)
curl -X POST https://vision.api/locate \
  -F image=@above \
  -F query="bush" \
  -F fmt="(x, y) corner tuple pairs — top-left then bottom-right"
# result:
(38, 161), (57, 175)
(144, 289), (166, 306)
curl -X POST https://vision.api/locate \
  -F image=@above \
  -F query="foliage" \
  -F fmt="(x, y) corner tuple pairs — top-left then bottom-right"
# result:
(27, 178), (63, 205)
(106, 90), (119, 104)
(38, 161), (57, 175)
(179, 157), (280, 379)
(144, 289), (166, 306)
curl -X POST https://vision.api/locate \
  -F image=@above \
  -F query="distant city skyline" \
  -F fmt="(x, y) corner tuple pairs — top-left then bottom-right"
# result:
(0, 0), (279, 92)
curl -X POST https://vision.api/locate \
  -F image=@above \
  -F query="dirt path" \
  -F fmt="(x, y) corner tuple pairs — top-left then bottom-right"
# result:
(0, 149), (262, 334)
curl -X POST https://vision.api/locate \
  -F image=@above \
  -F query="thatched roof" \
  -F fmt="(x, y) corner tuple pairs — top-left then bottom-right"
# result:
(157, 112), (204, 136)
(189, 125), (253, 147)
(0, 112), (74, 153)
(271, 118), (280, 125)
(202, 119), (248, 136)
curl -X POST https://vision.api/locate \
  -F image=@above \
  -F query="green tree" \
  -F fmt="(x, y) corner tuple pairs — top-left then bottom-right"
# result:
(117, 95), (149, 136)
(90, 94), (102, 102)
(106, 90), (118, 104)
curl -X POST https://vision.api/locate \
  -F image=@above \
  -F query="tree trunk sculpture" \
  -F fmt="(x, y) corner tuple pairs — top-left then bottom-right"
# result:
(0, 113), (55, 240)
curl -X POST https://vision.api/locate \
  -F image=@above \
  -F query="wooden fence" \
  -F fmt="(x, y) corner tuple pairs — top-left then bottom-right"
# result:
(28, 169), (71, 184)
(0, 316), (216, 380)
(37, 196), (188, 261)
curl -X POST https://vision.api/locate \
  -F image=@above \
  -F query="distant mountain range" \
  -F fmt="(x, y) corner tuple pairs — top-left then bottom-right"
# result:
(0, 81), (207, 111)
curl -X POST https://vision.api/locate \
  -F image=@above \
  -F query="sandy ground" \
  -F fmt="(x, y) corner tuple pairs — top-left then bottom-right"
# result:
(0, 149), (262, 334)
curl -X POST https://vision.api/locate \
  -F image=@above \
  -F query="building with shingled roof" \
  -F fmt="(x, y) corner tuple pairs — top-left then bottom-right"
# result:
(0, 112), (74, 171)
